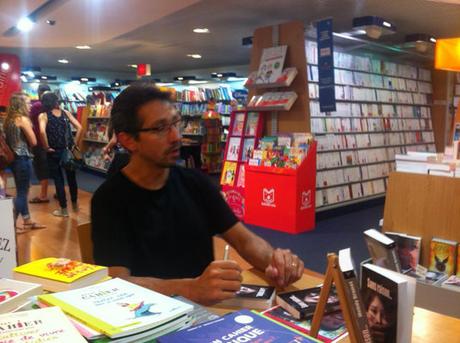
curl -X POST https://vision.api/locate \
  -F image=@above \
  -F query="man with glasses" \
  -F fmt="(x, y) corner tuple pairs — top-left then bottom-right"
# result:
(91, 85), (304, 306)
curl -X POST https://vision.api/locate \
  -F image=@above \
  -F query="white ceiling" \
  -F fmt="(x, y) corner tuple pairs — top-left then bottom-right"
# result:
(1, 0), (460, 74)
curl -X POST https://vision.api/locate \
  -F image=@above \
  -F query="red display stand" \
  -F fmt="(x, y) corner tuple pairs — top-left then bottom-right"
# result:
(221, 110), (265, 219)
(244, 141), (317, 234)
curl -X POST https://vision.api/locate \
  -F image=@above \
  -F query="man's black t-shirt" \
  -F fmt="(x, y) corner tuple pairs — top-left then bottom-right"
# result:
(91, 167), (238, 279)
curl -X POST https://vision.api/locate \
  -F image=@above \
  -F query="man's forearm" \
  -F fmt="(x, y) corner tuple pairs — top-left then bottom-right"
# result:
(235, 234), (273, 272)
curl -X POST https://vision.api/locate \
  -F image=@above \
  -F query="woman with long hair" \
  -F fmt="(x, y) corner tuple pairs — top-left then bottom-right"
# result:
(39, 92), (82, 217)
(4, 92), (45, 232)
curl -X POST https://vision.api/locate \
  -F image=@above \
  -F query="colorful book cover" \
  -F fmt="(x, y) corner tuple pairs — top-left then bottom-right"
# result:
(13, 257), (107, 283)
(364, 229), (401, 273)
(221, 162), (238, 187)
(232, 112), (246, 136)
(38, 278), (193, 339)
(255, 45), (288, 84)
(242, 138), (255, 161)
(385, 232), (421, 273)
(227, 137), (242, 161)
(245, 112), (259, 136)
(0, 307), (86, 342)
(261, 306), (347, 343)
(158, 309), (321, 342)
(428, 238), (458, 276)
(0, 278), (42, 314)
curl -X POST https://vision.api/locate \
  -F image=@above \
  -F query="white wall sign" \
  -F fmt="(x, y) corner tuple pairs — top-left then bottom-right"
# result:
(0, 198), (17, 277)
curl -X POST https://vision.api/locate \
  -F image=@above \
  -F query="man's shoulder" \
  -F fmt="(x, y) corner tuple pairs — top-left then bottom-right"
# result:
(92, 172), (125, 203)
(172, 166), (213, 186)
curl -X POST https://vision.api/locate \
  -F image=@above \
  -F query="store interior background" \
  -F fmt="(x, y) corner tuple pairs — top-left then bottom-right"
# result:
(2, 0), (460, 273)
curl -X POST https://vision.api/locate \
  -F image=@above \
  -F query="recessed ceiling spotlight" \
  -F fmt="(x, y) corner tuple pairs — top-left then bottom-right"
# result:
(58, 59), (69, 64)
(128, 64), (138, 68)
(41, 76), (47, 80)
(187, 54), (202, 59)
(76, 45), (91, 49)
(1, 62), (10, 71)
(16, 17), (34, 32)
(193, 28), (210, 33)
(46, 19), (56, 26)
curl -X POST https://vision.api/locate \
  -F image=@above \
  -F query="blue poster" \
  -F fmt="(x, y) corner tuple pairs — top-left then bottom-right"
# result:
(317, 18), (336, 112)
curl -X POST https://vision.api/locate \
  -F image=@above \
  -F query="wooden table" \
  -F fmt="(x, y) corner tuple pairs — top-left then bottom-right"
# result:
(211, 268), (460, 343)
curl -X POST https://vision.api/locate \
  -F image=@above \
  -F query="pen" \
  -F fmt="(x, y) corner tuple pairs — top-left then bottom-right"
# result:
(223, 244), (230, 260)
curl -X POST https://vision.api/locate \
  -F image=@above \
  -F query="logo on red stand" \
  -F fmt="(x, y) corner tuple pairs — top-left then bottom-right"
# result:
(300, 190), (312, 210)
(261, 188), (276, 208)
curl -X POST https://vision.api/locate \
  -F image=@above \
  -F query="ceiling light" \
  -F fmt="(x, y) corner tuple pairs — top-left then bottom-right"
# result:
(352, 16), (396, 39)
(405, 33), (437, 53)
(193, 28), (210, 33)
(41, 76), (47, 80)
(187, 54), (202, 59)
(177, 77), (184, 81)
(76, 45), (91, 49)
(80, 77), (89, 82)
(430, 37), (437, 43)
(1, 62), (10, 71)
(188, 80), (208, 84)
(58, 59), (69, 64)
(227, 77), (248, 82)
(16, 17), (34, 32)
(128, 64), (137, 68)
(45, 19), (56, 26)
(156, 82), (174, 87)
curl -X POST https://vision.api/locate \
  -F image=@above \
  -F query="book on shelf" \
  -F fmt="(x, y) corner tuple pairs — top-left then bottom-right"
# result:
(226, 137), (242, 161)
(158, 309), (321, 342)
(276, 286), (340, 320)
(248, 91), (298, 111)
(255, 45), (288, 84)
(38, 278), (193, 339)
(245, 112), (260, 136)
(0, 307), (86, 342)
(384, 232), (422, 273)
(0, 278), (42, 314)
(441, 275), (460, 292)
(241, 138), (255, 162)
(245, 67), (298, 88)
(338, 248), (372, 343)
(232, 112), (246, 135)
(428, 237), (458, 276)
(261, 306), (348, 343)
(216, 284), (276, 311)
(364, 228), (402, 272)
(361, 263), (416, 343)
(13, 257), (108, 292)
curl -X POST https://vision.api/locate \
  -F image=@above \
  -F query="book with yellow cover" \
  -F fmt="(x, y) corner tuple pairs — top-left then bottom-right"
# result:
(221, 161), (238, 186)
(13, 257), (108, 292)
(428, 238), (458, 276)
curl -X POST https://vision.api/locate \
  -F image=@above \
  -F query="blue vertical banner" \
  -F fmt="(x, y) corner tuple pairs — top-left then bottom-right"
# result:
(317, 18), (336, 113)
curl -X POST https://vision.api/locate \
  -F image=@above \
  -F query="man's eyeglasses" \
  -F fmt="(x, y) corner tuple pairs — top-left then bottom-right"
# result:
(137, 117), (183, 136)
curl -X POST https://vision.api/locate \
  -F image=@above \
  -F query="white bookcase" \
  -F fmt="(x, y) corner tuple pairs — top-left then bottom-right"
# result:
(306, 41), (436, 210)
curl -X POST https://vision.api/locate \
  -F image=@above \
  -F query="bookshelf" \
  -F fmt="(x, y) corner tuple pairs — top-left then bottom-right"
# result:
(306, 41), (436, 211)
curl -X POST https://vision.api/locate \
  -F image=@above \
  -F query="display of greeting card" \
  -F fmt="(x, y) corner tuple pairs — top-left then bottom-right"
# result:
(256, 45), (288, 84)
(232, 112), (246, 135)
(227, 137), (242, 161)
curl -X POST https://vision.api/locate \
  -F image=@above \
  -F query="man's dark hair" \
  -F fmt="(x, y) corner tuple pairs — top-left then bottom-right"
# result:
(110, 84), (172, 137)
(38, 84), (51, 98)
(41, 92), (59, 112)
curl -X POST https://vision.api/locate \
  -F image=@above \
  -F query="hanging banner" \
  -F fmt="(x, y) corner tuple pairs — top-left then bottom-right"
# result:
(0, 198), (17, 278)
(316, 19), (336, 112)
(0, 54), (21, 107)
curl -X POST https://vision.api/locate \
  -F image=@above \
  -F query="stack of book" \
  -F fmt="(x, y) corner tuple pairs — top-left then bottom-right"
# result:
(38, 278), (194, 342)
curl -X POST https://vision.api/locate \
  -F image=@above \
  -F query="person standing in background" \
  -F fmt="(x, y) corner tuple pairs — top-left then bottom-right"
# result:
(39, 92), (82, 217)
(4, 92), (45, 232)
(29, 84), (51, 203)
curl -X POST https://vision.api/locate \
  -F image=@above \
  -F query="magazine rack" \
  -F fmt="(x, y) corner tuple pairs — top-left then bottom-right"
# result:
(244, 142), (316, 234)
(310, 253), (360, 343)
